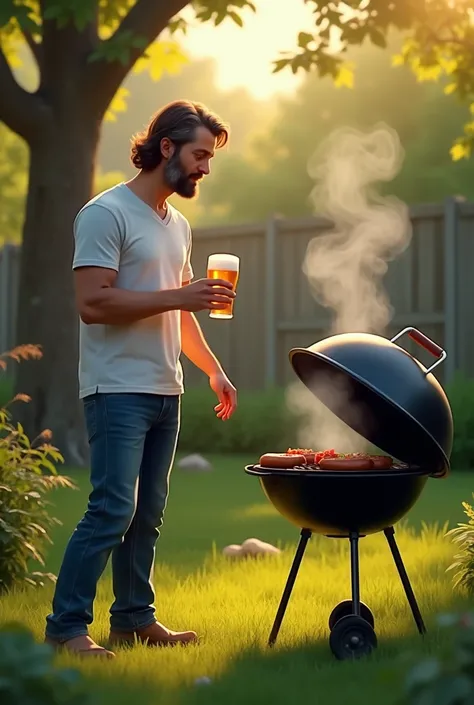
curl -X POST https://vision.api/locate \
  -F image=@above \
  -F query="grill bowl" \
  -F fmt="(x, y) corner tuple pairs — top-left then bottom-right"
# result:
(245, 464), (430, 536)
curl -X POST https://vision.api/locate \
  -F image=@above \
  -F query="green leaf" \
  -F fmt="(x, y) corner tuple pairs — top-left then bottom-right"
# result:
(42, 0), (96, 31)
(405, 657), (441, 690)
(228, 11), (243, 27)
(298, 31), (314, 49)
(0, 0), (16, 29)
(272, 57), (291, 74)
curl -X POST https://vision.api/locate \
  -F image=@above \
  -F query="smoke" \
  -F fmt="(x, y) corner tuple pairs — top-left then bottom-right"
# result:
(304, 122), (412, 335)
(285, 123), (412, 453)
(286, 378), (370, 454)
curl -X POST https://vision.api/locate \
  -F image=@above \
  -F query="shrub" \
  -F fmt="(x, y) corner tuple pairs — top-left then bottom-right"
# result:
(401, 612), (474, 705)
(445, 372), (474, 470)
(178, 385), (301, 454)
(445, 495), (474, 593)
(0, 346), (76, 593)
(0, 622), (95, 705)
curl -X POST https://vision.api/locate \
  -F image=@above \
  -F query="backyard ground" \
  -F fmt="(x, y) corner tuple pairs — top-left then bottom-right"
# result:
(1, 453), (473, 705)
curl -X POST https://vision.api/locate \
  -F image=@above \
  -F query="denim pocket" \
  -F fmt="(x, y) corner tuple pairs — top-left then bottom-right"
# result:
(83, 397), (97, 441)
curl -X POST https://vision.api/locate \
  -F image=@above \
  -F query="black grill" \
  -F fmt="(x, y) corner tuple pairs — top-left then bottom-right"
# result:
(244, 327), (453, 661)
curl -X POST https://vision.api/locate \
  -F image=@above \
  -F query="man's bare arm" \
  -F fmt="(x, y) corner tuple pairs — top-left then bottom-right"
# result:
(74, 267), (235, 325)
(74, 267), (181, 325)
(180, 280), (222, 377)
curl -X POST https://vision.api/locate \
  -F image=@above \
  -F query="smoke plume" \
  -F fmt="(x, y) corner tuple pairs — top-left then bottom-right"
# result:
(286, 123), (412, 453)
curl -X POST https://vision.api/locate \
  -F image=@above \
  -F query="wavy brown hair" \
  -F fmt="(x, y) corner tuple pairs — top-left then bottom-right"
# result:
(130, 100), (229, 171)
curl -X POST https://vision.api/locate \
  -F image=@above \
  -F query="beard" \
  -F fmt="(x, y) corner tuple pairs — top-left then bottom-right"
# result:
(164, 150), (201, 199)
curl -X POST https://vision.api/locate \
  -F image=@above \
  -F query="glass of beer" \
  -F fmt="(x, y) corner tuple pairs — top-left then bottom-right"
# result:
(207, 253), (240, 319)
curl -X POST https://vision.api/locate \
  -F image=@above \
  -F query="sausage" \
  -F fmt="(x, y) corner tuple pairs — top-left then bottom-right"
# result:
(318, 457), (375, 471)
(370, 455), (393, 469)
(259, 453), (306, 468)
(287, 449), (315, 464)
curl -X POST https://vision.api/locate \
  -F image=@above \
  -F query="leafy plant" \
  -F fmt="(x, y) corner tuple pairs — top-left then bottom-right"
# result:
(446, 373), (474, 470)
(446, 495), (474, 594)
(0, 622), (95, 705)
(178, 385), (301, 455)
(0, 345), (76, 593)
(401, 612), (474, 705)
(273, 1), (474, 161)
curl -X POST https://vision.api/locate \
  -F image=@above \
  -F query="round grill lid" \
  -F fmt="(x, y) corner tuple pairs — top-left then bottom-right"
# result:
(288, 328), (453, 477)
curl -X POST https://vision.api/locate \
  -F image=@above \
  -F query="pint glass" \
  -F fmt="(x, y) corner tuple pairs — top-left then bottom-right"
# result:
(207, 253), (240, 319)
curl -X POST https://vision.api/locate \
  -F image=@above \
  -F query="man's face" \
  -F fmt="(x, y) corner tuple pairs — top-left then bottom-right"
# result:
(164, 126), (216, 199)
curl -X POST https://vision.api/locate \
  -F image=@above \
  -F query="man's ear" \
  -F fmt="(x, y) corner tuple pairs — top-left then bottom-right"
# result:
(160, 137), (175, 160)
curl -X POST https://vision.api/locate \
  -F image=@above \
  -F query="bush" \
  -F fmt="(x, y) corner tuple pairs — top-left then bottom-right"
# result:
(400, 612), (474, 705)
(445, 496), (474, 594)
(445, 372), (474, 470)
(0, 346), (76, 593)
(178, 385), (301, 455)
(0, 622), (95, 705)
(0, 374), (13, 408)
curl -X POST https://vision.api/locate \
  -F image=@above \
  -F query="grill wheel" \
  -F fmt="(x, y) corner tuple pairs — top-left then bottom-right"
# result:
(328, 600), (375, 631)
(329, 614), (378, 660)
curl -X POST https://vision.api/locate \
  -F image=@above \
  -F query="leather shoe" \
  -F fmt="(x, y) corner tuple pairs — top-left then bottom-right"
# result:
(108, 620), (198, 648)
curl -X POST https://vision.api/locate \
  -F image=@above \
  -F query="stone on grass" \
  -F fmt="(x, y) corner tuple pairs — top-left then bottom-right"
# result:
(177, 454), (212, 472)
(222, 538), (281, 559)
(222, 544), (243, 558)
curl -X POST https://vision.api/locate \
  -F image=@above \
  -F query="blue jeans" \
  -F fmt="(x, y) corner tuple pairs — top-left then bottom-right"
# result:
(45, 392), (181, 641)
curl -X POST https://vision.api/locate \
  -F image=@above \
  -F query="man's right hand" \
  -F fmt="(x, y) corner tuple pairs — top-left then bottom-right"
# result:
(175, 278), (236, 312)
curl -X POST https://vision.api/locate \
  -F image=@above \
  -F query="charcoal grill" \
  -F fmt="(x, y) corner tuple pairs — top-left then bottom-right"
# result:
(244, 327), (453, 661)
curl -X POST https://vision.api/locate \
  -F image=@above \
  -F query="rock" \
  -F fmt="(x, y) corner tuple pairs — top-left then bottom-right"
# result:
(195, 676), (212, 686)
(177, 454), (212, 472)
(241, 538), (281, 556)
(222, 544), (242, 557)
(222, 538), (281, 559)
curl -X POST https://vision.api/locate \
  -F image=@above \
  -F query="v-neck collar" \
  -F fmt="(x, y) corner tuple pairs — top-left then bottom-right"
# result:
(121, 182), (172, 227)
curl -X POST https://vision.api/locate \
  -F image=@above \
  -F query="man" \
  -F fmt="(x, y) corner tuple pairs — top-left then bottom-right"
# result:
(44, 100), (237, 658)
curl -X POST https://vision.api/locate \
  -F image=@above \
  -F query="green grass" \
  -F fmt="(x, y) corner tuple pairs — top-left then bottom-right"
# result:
(1, 454), (473, 705)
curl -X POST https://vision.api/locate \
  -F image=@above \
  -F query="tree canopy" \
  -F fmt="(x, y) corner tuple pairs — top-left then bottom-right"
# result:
(194, 32), (474, 226)
(0, 0), (256, 140)
(272, 0), (474, 161)
(2, 1), (474, 158)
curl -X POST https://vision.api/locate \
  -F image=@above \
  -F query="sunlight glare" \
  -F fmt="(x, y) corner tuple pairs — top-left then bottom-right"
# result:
(179, 0), (317, 99)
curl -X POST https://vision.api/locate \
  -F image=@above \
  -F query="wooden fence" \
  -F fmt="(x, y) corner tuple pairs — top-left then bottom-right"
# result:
(1, 197), (473, 390)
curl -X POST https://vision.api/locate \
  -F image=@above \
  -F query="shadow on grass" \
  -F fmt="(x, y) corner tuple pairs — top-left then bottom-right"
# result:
(88, 621), (462, 705)
(65, 583), (470, 705)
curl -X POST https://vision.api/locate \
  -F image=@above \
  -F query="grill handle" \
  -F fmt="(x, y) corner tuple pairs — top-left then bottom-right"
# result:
(391, 327), (447, 375)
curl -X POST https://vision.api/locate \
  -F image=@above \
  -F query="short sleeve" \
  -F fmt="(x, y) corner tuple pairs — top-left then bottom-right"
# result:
(182, 224), (194, 282)
(72, 204), (122, 272)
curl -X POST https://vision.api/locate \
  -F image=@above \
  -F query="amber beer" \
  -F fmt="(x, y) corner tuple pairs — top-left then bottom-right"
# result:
(207, 253), (240, 319)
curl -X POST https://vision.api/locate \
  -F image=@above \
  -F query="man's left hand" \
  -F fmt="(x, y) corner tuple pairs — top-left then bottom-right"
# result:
(209, 371), (237, 421)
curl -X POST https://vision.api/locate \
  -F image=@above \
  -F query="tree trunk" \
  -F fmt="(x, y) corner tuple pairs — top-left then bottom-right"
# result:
(13, 115), (102, 468)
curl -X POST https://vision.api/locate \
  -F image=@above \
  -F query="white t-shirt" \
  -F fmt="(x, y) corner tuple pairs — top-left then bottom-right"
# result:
(72, 182), (194, 399)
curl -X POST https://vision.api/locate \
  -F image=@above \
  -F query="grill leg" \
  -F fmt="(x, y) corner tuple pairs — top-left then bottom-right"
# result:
(384, 526), (426, 635)
(268, 528), (312, 646)
(349, 532), (361, 616)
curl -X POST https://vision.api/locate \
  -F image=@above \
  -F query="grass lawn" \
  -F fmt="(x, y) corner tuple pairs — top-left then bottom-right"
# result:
(1, 454), (474, 705)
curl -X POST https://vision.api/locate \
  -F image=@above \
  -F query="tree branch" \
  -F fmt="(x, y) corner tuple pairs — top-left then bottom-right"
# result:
(87, 0), (190, 115)
(0, 45), (51, 143)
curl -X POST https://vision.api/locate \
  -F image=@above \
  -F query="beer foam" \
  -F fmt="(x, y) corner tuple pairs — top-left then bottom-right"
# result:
(207, 253), (239, 271)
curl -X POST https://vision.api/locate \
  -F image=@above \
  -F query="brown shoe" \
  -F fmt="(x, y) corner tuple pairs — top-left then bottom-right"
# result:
(108, 621), (198, 648)
(45, 634), (116, 658)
